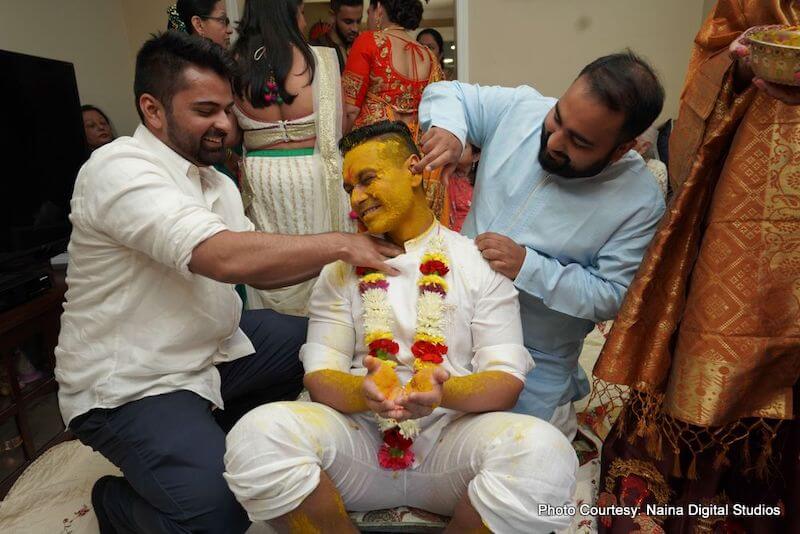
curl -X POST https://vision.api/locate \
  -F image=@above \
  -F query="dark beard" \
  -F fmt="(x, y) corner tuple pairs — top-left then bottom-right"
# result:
(537, 120), (615, 179)
(335, 24), (356, 46)
(165, 110), (227, 166)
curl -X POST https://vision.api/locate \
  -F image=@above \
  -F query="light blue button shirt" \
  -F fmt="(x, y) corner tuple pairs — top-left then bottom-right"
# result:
(420, 82), (665, 420)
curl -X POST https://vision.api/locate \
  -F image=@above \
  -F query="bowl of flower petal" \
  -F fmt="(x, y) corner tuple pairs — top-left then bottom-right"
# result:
(748, 25), (800, 86)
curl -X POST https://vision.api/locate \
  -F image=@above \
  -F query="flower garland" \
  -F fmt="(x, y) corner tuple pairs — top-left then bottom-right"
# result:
(357, 234), (450, 470)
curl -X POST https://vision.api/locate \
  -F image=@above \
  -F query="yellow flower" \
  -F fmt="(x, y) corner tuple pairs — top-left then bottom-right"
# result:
(418, 274), (448, 291)
(361, 272), (387, 284)
(421, 252), (449, 266)
(413, 333), (445, 345)
(365, 331), (394, 344)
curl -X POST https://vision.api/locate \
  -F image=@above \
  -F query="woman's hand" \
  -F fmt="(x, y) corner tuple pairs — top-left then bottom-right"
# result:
(753, 77), (800, 105)
(730, 27), (800, 105)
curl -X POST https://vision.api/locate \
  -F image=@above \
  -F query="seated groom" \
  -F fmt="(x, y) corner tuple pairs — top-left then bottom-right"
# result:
(224, 121), (578, 533)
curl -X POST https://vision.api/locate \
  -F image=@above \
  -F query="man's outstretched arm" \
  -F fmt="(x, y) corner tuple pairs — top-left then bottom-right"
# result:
(189, 230), (402, 289)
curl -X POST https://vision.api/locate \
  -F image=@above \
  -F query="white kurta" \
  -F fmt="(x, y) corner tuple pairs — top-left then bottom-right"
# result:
(299, 222), (533, 463)
(224, 224), (579, 533)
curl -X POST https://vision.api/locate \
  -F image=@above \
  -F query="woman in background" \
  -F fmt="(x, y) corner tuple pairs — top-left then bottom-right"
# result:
(231, 0), (352, 316)
(417, 27), (452, 80)
(592, 1), (799, 531)
(342, 0), (450, 225)
(168, 0), (233, 48)
(81, 105), (115, 152)
(448, 143), (478, 232)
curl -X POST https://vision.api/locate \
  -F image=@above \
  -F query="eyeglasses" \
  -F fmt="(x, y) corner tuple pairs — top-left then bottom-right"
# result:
(201, 15), (231, 26)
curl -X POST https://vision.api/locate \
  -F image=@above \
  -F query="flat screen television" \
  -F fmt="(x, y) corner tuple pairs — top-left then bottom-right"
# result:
(0, 49), (88, 271)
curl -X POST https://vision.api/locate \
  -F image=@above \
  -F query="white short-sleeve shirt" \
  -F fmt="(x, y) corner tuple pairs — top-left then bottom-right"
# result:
(56, 125), (256, 426)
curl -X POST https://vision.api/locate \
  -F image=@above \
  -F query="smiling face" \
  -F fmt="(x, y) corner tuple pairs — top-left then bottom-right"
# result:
(153, 66), (234, 166)
(342, 137), (426, 236)
(538, 75), (633, 179)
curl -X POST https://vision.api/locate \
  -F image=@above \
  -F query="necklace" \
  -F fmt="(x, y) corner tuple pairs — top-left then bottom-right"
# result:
(357, 231), (450, 470)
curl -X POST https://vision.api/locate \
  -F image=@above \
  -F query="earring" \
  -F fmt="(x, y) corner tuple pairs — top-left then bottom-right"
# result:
(377, 13), (383, 31)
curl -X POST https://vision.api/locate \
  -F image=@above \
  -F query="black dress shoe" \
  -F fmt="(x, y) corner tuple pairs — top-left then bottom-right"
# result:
(91, 475), (119, 534)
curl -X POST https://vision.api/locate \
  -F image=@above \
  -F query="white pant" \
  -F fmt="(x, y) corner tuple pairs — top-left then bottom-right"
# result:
(550, 402), (578, 442)
(224, 401), (578, 534)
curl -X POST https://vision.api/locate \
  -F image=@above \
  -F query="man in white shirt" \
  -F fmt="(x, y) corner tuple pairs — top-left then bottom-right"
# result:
(56, 32), (401, 534)
(223, 121), (577, 533)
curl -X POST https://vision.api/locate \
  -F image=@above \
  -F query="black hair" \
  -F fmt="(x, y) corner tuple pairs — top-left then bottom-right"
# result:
(175, 0), (220, 34)
(232, 0), (315, 108)
(339, 120), (419, 160)
(134, 31), (237, 121)
(332, 0), (364, 11)
(578, 51), (665, 143)
(370, 0), (425, 31)
(416, 28), (443, 58)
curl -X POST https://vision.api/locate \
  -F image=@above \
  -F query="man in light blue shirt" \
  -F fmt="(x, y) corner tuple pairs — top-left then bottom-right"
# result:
(416, 52), (666, 438)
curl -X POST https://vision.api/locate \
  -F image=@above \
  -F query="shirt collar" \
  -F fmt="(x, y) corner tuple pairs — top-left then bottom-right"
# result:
(133, 124), (225, 200)
(402, 219), (440, 252)
(133, 124), (195, 178)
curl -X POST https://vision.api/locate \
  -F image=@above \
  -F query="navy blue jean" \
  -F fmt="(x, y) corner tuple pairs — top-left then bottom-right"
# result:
(70, 309), (307, 533)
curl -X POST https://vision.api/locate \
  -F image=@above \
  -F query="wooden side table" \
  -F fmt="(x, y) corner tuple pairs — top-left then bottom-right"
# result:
(0, 269), (70, 497)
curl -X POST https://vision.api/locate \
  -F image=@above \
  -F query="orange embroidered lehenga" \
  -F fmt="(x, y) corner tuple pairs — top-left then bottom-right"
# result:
(590, 1), (799, 532)
(343, 29), (450, 226)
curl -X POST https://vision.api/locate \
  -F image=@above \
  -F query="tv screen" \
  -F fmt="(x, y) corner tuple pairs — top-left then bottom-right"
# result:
(0, 49), (87, 270)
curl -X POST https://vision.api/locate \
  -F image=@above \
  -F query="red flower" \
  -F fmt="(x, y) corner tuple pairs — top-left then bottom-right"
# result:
(356, 266), (376, 277)
(378, 444), (415, 470)
(378, 429), (415, 470)
(412, 341), (447, 358)
(419, 352), (444, 364)
(420, 260), (449, 276)
(369, 339), (400, 360)
(420, 284), (447, 296)
(370, 339), (400, 355)
(383, 428), (413, 450)
(359, 280), (389, 293)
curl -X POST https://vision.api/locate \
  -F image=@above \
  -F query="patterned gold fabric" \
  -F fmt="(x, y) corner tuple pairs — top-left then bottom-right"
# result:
(593, 0), (800, 432)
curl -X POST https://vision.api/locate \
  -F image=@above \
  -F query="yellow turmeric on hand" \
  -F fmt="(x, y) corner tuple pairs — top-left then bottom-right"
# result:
(372, 361), (400, 398)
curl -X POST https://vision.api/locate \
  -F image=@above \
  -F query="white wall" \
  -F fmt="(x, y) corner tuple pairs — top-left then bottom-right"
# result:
(0, 0), (139, 136)
(467, 0), (710, 122)
(703, 0), (717, 20)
